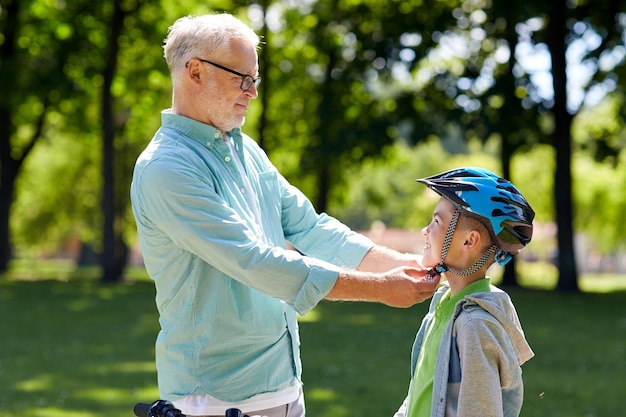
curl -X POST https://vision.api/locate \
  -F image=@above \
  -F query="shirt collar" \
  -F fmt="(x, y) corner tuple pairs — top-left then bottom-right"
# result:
(448, 277), (492, 305)
(161, 109), (242, 146)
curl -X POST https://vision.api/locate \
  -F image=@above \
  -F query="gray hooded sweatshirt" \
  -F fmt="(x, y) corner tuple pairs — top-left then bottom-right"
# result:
(394, 283), (534, 417)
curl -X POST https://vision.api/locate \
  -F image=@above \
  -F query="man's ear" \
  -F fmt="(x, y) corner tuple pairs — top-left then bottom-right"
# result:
(186, 59), (203, 83)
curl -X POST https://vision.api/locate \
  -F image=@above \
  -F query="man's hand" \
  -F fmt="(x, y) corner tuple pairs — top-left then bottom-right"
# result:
(375, 266), (441, 308)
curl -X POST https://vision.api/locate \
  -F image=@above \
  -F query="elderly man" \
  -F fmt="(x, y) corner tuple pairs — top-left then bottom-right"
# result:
(130, 13), (439, 417)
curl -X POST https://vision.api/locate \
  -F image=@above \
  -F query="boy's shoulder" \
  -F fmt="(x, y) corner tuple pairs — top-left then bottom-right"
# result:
(453, 288), (534, 365)
(453, 288), (523, 336)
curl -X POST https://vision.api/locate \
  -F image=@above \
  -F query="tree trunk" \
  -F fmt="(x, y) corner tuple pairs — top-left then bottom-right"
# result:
(314, 33), (338, 213)
(100, 0), (127, 283)
(499, 26), (521, 288)
(499, 157), (519, 287)
(0, 0), (47, 273)
(546, 0), (580, 291)
(257, 0), (270, 151)
(0, 0), (20, 273)
(0, 139), (16, 273)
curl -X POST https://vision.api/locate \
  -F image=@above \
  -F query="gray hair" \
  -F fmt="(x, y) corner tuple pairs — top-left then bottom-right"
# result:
(163, 13), (260, 73)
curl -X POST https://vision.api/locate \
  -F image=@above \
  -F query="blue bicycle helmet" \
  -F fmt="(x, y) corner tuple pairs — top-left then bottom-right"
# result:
(417, 167), (534, 269)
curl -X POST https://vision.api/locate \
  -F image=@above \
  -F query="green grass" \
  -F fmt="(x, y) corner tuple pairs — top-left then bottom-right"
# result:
(0, 279), (161, 417)
(1, 264), (625, 417)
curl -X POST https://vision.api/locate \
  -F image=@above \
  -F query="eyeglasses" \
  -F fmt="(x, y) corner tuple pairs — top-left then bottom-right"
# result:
(187, 58), (261, 91)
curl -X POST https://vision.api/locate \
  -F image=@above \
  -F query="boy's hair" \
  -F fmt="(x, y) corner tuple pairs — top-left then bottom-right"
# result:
(457, 214), (494, 252)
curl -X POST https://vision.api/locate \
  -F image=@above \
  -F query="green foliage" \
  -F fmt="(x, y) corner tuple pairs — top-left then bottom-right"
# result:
(572, 93), (626, 162)
(327, 139), (556, 231)
(572, 151), (626, 253)
(3, 0), (116, 255)
(328, 137), (626, 257)
(510, 144), (555, 223)
(8, 0), (246, 256)
(12, 131), (102, 255)
(260, 0), (471, 207)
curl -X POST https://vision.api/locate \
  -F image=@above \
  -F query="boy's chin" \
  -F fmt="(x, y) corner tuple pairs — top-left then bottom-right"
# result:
(421, 257), (437, 269)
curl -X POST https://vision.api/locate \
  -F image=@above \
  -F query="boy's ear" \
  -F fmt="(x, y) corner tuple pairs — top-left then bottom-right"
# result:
(463, 229), (482, 251)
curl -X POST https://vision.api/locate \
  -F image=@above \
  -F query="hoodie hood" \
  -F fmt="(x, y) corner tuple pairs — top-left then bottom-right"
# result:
(461, 289), (534, 365)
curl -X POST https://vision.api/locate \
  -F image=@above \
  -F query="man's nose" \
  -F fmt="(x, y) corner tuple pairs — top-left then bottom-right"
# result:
(244, 84), (258, 98)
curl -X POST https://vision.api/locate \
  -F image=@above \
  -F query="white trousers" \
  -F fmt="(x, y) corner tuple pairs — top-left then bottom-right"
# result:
(189, 388), (306, 417)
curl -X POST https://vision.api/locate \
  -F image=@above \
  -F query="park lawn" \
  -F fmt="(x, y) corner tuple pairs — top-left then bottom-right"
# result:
(0, 268), (624, 417)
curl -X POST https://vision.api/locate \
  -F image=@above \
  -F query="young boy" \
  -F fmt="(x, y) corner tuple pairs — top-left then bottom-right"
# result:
(394, 167), (536, 417)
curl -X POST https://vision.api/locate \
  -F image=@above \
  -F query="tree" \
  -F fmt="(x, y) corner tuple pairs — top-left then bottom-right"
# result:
(0, 0), (93, 272)
(268, 0), (625, 291)
(0, 0), (32, 273)
(533, 0), (626, 290)
(100, 0), (135, 282)
(348, 0), (626, 290)
(3, 0), (248, 279)
(99, 0), (247, 281)
(545, 0), (579, 291)
(260, 0), (465, 211)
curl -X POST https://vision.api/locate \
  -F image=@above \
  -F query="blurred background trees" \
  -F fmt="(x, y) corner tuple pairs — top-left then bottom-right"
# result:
(1, 0), (625, 288)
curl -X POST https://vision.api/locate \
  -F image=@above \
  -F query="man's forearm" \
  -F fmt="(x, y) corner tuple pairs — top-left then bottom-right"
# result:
(356, 245), (424, 273)
(325, 265), (439, 308)
(326, 269), (384, 303)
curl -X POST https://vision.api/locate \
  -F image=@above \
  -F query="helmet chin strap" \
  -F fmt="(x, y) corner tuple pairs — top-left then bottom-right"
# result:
(426, 209), (498, 279)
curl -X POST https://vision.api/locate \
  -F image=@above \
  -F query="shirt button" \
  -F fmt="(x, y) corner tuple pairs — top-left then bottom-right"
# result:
(214, 132), (220, 139)
(241, 188), (246, 193)
(224, 156), (231, 162)
(206, 141), (211, 147)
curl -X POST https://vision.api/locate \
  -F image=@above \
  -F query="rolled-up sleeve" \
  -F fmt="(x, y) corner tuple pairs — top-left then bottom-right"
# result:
(277, 169), (374, 266)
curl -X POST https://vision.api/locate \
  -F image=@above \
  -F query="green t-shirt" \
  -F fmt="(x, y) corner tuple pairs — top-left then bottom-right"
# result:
(406, 278), (492, 417)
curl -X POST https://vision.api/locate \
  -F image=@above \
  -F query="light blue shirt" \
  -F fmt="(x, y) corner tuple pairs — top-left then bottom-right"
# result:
(130, 111), (374, 402)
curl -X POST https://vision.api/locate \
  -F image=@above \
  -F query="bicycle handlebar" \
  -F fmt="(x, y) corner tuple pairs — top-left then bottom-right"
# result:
(134, 400), (185, 417)
(134, 400), (246, 417)
(134, 402), (153, 417)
